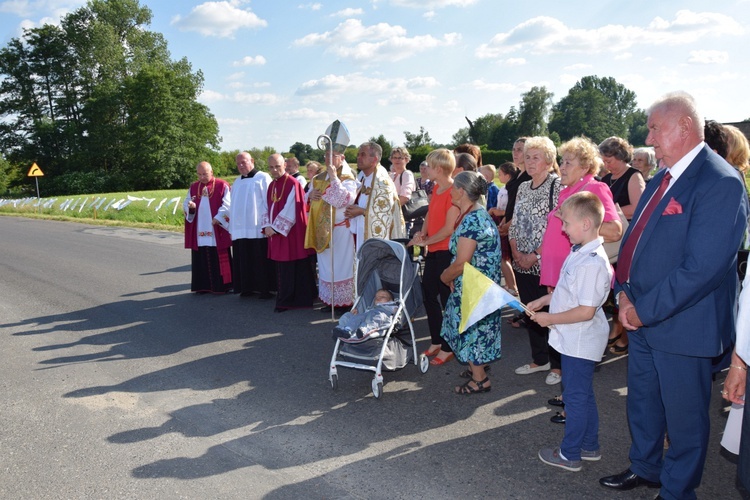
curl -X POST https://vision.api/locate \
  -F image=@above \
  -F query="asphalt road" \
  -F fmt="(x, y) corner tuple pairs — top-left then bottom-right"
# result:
(0, 216), (741, 499)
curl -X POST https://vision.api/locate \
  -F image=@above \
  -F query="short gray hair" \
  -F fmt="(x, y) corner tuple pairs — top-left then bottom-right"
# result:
(633, 147), (657, 168)
(648, 91), (704, 138)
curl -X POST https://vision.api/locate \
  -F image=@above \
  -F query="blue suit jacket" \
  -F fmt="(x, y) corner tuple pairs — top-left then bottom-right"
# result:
(615, 145), (748, 357)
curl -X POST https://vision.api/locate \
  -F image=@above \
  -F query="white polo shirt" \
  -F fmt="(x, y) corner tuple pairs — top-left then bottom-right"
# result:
(548, 237), (613, 362)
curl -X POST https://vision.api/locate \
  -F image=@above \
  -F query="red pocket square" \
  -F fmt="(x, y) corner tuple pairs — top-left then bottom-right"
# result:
(662, 197), (683, 215)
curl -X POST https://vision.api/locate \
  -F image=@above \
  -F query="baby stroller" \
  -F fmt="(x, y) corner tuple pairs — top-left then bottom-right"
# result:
(328, 238), (427, 398)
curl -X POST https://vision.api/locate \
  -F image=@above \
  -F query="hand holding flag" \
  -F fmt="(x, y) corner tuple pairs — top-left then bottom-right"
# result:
(459, 262), (531, 334)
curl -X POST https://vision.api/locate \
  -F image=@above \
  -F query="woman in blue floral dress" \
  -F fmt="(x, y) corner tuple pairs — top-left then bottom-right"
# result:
(440, 171), (502, 394)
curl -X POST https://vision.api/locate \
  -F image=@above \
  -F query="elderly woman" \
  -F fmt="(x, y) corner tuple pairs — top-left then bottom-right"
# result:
(509, 136), (561, 379)
(440, 171), (502, 394)
(408, 149), (460, 366)
(539, 137), (623, 385)
(599, 136), (645, 220)
(389, 146), (416, 206)
(632, 147), (657, 182)
(599, 136), (645, 355)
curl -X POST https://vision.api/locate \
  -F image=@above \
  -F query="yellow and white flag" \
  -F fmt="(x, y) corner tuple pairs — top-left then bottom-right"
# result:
(459, 262), (527, 333)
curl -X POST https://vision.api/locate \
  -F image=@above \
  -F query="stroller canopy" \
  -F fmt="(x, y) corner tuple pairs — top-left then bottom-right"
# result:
(356, 238), (423, 316)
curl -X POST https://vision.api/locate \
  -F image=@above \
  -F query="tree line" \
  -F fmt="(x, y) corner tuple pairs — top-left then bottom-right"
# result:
(0, 0), (647, 197)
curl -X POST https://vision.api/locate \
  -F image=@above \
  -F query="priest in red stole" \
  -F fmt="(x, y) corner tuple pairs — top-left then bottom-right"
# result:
(183, 161), (232, 294)
(262, 154), (317, 312)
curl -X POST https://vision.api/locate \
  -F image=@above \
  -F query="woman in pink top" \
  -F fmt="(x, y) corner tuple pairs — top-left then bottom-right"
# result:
(540, 137), (623, 290)
(537, 137), (623, 388)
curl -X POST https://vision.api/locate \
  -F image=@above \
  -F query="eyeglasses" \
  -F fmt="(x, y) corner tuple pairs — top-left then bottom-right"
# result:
(390, 156), (405, 161)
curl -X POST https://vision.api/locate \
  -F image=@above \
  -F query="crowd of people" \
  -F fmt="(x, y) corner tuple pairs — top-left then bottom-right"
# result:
(182, 91), (750, 499)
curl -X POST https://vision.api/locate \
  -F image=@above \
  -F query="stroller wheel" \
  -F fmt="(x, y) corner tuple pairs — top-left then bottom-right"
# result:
(371, 378), (383, 399)
(419, 354), (429, 374)
(330, 374), (338, 391)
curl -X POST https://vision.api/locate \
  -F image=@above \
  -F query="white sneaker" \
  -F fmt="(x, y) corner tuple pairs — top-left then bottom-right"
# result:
(545, 371), (562, 385)
(515, 362), (551, 375)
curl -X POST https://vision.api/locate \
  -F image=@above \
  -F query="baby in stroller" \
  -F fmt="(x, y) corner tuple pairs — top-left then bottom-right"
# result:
(332, 289), (398, 343)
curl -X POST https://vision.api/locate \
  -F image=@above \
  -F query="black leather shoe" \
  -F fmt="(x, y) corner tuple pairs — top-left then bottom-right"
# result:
(548, 395), (564, 407)
(599, 469), (661, 490)
(550, 411), (566, 424)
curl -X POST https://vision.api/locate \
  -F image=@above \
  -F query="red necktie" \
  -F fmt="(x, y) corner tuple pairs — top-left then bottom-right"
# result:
(616, 171), (672, 284)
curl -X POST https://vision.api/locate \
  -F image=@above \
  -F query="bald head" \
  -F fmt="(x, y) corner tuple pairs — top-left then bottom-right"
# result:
(196, 161), (214, 183)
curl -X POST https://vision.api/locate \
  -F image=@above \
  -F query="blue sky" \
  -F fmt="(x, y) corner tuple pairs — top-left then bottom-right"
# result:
(1, 0), (749, 153)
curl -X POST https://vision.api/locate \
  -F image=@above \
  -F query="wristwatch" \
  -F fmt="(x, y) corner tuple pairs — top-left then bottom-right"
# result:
(533, 250), (541, 260)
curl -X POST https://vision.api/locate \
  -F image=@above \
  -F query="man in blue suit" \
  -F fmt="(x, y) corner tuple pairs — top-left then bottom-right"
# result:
(599, 92), (748, 499)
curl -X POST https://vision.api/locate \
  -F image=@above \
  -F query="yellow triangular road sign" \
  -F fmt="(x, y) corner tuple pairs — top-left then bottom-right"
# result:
(27, 163), (44, 177)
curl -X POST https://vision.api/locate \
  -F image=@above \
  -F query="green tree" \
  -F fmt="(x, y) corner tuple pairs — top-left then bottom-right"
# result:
(490, 106), (519, 149)
(627, 109), (649, 146)
(403, 126), (434, 149)
(516, 86), (554, 137)
(123, 60), (219, 189)
(289, 141), (315, 163)
(0, 0), (219, 194)
(451, 127), (471, 147)
(461, 113), (504, 147)
(548, 75), (638, 143)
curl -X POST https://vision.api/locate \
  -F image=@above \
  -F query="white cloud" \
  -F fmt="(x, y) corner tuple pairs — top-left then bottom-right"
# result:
(687, 50), (729, 64)
(563, 63), (592, 71)
(232, 92), (281, 105)
(295, 73), (442, 105)
(253, 82), (271, 88)
(232, 55), (267, 67)
(406, 76), (440, 89)
(277, 108), (336, 121)
(476, 10), (744, 59)
(558, 74), (580, 87)
(227, 72), (245, 80)
(1, 0), (81, 17)
(331, 8), (364, 17)
(387, 0), (478, 8)
(199, 89), (225, 103)
(172, 1), (267, 38)
(298, 2), (322, 10)
(504, 58), (526, 66)
(423, 11), (436, 20)
(294, 19), (460, 62)
(469, 79), (533, 92)
(614, 52), (632, 61)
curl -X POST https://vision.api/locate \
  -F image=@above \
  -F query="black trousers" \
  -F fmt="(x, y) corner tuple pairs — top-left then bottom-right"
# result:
(232, 238), (276, 295)
(516, 271), (560, 369)
(421, 250), (452, 352)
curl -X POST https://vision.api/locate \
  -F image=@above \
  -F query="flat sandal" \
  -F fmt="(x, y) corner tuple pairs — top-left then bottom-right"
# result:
(454, 376), (491, 395)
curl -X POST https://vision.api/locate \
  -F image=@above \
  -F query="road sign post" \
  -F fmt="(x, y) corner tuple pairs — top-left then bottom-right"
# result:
(27, 163), (44, 212)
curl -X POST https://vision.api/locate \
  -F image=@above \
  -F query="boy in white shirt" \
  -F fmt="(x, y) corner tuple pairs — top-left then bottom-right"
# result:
(526, 192), (613, 472)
